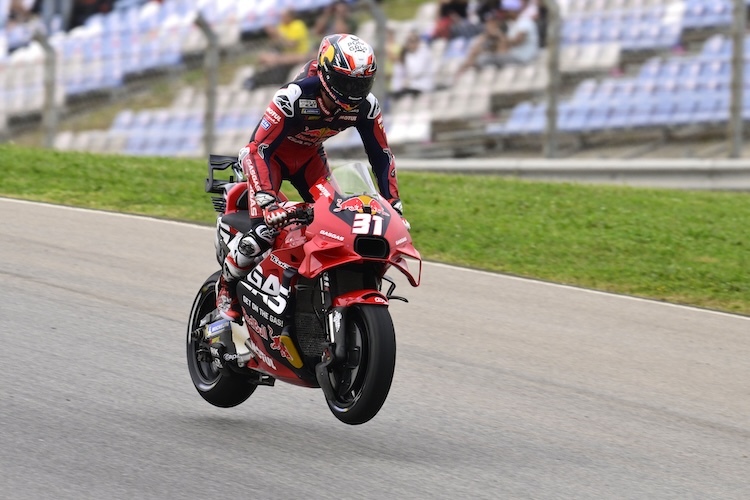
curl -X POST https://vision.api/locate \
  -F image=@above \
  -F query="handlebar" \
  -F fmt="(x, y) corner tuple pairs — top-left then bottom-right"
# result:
(282, 205), (314, 227)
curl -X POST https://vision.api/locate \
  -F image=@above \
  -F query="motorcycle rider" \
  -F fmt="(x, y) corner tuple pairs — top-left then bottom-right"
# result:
(216, 33), (407, 322)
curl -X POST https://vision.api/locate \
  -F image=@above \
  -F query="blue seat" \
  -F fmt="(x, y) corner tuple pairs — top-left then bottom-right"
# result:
(669, 98), (698, 126)
(638, 58), (662, 80)
(573, 79), (598, 102)
(443, 37), (471, 59)
(125, 134), (148, 155)
(608, 102), (633, 129)
(701, 34), (727, 56)
(558, 103), (586, 133)
(693, 95), (722, 123)
(651, 99), (677, 125)
(659, 23), (682, 48)
(585, 106), (610, 131)
(111, 110), (135, 131)
(629, 101), (656, 128)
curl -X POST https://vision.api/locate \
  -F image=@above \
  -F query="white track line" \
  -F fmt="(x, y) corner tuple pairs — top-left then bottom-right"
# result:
(4, 197), (748, 321)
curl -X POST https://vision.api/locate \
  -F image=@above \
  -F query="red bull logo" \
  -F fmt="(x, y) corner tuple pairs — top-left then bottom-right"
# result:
(247, 316), (270, 340)
(333, 195), (391, 216)
(270, 334), (303, 368)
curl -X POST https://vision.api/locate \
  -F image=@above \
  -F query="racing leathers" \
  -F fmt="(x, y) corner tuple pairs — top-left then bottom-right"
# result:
(215, 65), (401, 321)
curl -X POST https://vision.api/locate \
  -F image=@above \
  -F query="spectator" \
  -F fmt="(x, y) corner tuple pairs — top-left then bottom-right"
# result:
(69, 0), (112, 30)
(390, 31), (434, 99)
(246, 9), (313, 89)
(456, 1), (539, 73)
(383, 27), (401, 92)
(263, 8), (311, 63)
(8, 0), (35, 24)
(474, 0), (501, 24)
(435, 0), (487, 39)
(313, 0), (357, 37)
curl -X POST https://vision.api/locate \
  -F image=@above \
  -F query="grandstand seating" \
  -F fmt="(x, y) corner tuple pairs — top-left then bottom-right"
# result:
(493, 32), (750, 138)
(38, 0), (750, 157)
(561, 5), (682, 52)
(0, 0), (335, 130)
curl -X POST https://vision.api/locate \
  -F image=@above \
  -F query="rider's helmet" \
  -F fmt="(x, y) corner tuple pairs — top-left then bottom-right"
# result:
(317, 34), (377, 110)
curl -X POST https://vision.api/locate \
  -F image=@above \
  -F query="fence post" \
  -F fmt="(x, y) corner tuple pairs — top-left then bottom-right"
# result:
(195, 13), (218, 157)
(729, 0), (746, 158)
(360, 0), (388, 103)
(32, 30), (58, 149)
(543, 0), (561, 159)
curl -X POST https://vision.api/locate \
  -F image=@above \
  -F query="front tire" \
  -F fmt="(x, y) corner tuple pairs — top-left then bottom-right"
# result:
(325, 305), (397, 425)
(186, 271), (257, 408)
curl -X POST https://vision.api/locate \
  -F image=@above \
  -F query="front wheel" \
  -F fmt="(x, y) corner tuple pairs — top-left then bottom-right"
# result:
(186, 270), (257, 408)
(324, 305), (397, 425)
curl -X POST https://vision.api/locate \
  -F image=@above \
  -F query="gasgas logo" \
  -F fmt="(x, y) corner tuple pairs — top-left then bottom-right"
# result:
(333, 195), (390, 216)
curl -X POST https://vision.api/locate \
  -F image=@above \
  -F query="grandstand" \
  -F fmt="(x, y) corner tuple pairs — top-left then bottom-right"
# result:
(2, 0), (750, 159)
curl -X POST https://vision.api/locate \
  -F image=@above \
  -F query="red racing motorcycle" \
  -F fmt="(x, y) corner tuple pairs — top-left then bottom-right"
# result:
(187, 156), (421, 424)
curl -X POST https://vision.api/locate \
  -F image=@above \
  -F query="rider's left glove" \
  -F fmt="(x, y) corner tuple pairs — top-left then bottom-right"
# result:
(256, 191), (288, 229)
(389, 198), (411, 232)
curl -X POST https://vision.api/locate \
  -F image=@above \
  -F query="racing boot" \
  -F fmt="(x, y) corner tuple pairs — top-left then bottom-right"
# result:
(216, 274), (241, 322)
(215, 224), (275, 322)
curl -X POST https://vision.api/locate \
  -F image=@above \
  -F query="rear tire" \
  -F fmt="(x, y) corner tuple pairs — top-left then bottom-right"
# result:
(325, 305), (396, 425)
(186, 271), (257, 408)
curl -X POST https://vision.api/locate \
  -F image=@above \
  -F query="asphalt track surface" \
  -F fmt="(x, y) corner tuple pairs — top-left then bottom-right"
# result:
(1, 198), (749, 500)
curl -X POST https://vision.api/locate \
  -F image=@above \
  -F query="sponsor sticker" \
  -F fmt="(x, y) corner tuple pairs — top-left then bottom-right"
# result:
(274, 94), (294, 117)
(266, 108), (282, 123)
(260, 118), (271, 129)
(319, 229), (345, 241)
(299, 99), (317, 108)
(301, 108), (321, 115)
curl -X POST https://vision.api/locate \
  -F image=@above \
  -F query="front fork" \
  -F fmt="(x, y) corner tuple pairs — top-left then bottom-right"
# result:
(315, 271), (343, 400)
(315, 272), (400, 399)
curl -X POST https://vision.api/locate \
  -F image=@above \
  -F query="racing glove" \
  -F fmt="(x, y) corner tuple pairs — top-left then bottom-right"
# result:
(256, 191), (287, 229)
(389, 198), (404, 216)
(389, 198), (411, 232)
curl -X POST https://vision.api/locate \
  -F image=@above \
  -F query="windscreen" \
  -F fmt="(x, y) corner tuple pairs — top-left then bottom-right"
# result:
(328, 162), (379, 197)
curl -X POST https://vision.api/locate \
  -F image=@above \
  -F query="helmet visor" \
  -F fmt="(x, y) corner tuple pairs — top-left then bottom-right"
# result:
(327, 70), (374, 104)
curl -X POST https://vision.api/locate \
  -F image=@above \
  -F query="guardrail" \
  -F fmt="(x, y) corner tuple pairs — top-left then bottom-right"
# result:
(394, 158), (750, 190)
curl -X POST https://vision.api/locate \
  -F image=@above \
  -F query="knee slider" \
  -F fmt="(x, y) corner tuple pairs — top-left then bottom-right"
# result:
(237, 224), (273, 258)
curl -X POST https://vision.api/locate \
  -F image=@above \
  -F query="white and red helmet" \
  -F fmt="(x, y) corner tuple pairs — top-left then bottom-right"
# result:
(317, 34), (377, 109)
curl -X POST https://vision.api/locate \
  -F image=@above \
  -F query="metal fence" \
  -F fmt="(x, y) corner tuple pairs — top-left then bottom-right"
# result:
(1, 0), (748, 159)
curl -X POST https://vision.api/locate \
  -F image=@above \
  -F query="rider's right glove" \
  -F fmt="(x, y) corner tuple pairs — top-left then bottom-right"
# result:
(256, 191), (288, 229)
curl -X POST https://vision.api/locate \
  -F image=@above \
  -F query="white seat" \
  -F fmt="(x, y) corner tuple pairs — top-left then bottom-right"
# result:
(231, 66), (255, 89)
(491, 66), (519, 93)
(54, 131), (74, 150)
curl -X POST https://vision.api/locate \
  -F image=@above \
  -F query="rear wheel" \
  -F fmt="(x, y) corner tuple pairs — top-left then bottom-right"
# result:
(325, 305), (396, 425)
(186, 271), (257, 408)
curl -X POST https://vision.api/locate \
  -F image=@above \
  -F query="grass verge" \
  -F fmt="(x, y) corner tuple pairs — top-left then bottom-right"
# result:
(1, 144), (748, 315)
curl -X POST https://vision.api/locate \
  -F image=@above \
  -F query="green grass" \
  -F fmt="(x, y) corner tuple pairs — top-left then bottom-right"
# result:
(1, 144), (749, 315)
(380, 0), (433, 20)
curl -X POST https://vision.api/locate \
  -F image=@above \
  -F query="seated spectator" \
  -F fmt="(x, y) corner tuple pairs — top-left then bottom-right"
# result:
(246, 9), (313, 89)
(474, 0), (501, 24)
(433, 0), (482, 39)
(384, 27), (401, 92)
(390, 31), (435, 99)
(8, 0), (35, 25)
(69, 0), (113, 30)
(456, 1), (539, 73)
(313, 0), (357, 37)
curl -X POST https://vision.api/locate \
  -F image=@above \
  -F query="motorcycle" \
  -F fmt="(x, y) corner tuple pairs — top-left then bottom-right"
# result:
(187, 155), (422, 425)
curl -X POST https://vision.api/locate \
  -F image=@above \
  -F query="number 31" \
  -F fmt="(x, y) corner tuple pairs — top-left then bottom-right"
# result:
(352, 213), (384, 235)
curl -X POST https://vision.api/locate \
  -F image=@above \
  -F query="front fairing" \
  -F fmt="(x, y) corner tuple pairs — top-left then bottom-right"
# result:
(299, 163), (421, 286)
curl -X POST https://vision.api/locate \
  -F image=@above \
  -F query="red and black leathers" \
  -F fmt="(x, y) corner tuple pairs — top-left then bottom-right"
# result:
(240, 62), (399, 220)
